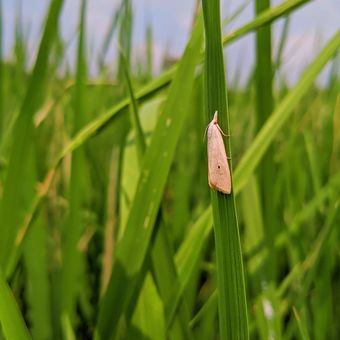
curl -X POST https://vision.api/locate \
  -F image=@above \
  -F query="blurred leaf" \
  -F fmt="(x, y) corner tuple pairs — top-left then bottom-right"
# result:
(0, 0), (64, 274)
(24, 218), (52, 340)
(59, 0), (87, 324)
(234, 31), (340, 192)
(0, 0), (4, 138)
(96, 14), (203, 340)
(0, 270), (31, 340)
(129, 274), (166, 340)
(293, 307), (310, 340)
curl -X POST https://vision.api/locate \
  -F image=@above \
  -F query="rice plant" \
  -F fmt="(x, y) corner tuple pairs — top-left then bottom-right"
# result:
(0, 0), (339, 339)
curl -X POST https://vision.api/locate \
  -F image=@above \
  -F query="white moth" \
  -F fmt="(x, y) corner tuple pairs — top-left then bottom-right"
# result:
(207, 111), (231, 194)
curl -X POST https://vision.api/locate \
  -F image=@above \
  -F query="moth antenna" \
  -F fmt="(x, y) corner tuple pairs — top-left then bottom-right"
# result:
(203, 124), (209, 142)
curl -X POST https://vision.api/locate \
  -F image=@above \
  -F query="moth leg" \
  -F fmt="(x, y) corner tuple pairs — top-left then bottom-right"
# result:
(216, 123), (230, 137)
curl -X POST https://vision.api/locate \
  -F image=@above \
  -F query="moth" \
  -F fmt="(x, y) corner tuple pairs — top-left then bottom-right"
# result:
(207, 111), (231, 194)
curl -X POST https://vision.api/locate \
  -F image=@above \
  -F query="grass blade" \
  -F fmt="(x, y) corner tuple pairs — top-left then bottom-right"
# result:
(98, 0), (124, 67)
(117, 0), (133, 81)
(0, 0), (64, 273)
(15, 25), (339, 330)
(129, 274), (166, 340)
(202, 0), (248, 338)
(0, 270), (31, 339)
(24, 218), (52, 339)
(95, 15), (203, 340)
(234, 31), (340, 192)
(293, 307), (310, 340)
(37, 0), (311, 165)
(60, 0), (87, 322)
(0, 0), (3, 138)
(254, 0), (276, 281)
(121, 52), (146, 163)
(223, 0), (310, 46)
(1, 1), (339, 339)
(120, 39), (191, 339)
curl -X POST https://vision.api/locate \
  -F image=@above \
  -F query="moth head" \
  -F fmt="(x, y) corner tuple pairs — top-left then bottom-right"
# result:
(213, 111), (218, 124)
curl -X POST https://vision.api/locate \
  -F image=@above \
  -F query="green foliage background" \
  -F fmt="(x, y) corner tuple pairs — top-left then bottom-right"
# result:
(0, 0), (339, 339)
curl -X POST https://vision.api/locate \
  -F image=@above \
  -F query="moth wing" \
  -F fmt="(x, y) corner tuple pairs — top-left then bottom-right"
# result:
(207, 124), (231, 194)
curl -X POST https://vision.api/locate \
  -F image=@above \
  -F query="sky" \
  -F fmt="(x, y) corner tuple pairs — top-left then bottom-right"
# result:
(2, 0), (340, 86)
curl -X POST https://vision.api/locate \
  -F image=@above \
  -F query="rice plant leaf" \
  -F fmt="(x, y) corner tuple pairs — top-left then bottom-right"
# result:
(0, 0), (64, 273)
(234, 31), (340, 192)
(98, 0), (124, 67)
(254, 0), (276, 283)
(117, 0), (133, 81)
(274, 16), (290, 71)
(189, 290), (217, 329)
(121, 51), (146, 164)
(61, 314), (76, 340)
(20, 20), (330, 333)
(223, 0), (309, 45)
(222, 0), (251, 28)
(145, 23), (153, 79)
(0, 270), (31, 340)
(163, 208), (212, 326)
(3, 0), (316, 283)
(121, 46), (191, 338)
(175, 208), (212, 292)
(24, 218), (52, 340)
(0, 0), (4, 137)
(293, 307), (311, 340)
(129, 274), (166, 340)
(59, 0), (87, 323)
(241, 175), (266, 277)
(275, 172), (340, 249)
(9, 0), (315, 329)
(42, 0), (311, 162)
(202, 0), (248, 338)
(95, 15), (203, 340)
(276, 201), (338, 338)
